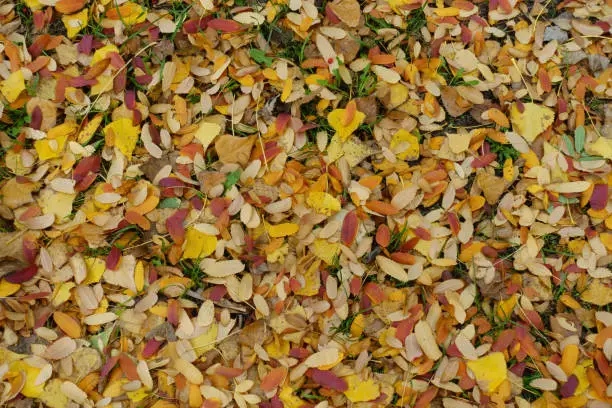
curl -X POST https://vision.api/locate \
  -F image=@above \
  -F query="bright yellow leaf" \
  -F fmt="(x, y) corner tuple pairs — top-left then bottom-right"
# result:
(327, 106), (365, 141)
(91, 44), (120, 66)
(294, 258), (321, 296)
(9, 360), (45, 397)
(265, 335), (290, 359)
(1, 70), (26, 103)
(34, 134), (68, 161)
(312, 239), (340, 265)
(83, 257), (106, 285)
(306, 192), (340, 216)
(503, 158), (513, 181)
(104, 118), (140, 158)
(279, 386), (307, 408)
(267, 223), (299, 238)
(52, 282), (75, 306)
(0, 279), (20, 297)
(497, 294), (517, 319)
(467, 352), (507, 392)
(182, 228), (218, 259)
(510, 103), (554, 142)
(62, 8), (88, 39)
(344, 375), (380, 403)
(390, 129), (420, 161)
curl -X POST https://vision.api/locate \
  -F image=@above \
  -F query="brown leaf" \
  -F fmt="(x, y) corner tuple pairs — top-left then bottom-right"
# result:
(215, 135), (256, 167)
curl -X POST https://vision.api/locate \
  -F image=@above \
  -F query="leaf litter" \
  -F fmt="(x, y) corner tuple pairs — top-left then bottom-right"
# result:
(0, 0), (611, 406)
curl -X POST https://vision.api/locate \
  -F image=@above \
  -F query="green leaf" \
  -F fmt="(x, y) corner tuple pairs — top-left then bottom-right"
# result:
(577, 155), (604, 161)
(223, 170), (241, 191)
(249, 49), (273, 67)
(159, 197), (181, 208)
(562, 135), (575, 156)
(89, 325), (114, 353)
(574, 126), (585, 153)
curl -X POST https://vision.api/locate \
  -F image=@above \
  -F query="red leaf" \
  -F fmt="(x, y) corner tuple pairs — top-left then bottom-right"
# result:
(105, 246), (121, 270)
(166, 209), (188, 244)
(276, 113), (291, 135)
(22, 237), (38, 264)
(590, 184), (608, 211)
(30, 106), (42, 130)
(375, 224), (391, 248)
(100, 355), (119, 378)
(207, 19), (243, 32)
(142, 338), (162, 358)
(310, 369), (348, 391)
(560, 375), (578, 398)
(341, 211), (358, 246)
(5, 265), (38, 283)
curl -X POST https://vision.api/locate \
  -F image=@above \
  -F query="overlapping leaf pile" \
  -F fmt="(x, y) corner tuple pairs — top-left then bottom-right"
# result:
(0, 0), (611, 406)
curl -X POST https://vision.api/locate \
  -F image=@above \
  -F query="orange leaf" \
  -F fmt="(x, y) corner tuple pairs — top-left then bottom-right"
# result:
(53, 311), (81, 338)
(260, 367), (287, 392)
(342, 100), (357, 127)
(55, 0), (86, 14)
(366, 200), (399, 215)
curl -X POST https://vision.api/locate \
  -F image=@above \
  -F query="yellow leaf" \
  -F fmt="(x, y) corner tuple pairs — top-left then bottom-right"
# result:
(0, 279), (20, 297)
(190, 324), (218, 357)
(589, 136), (612, 160)
(503, 158), (513, 181)
(294, 258), (321, 296)
(342, 137), (377, 167)
(306, 192), (340, 216)
(580, 279), (612, 306)
(510, 103), (554, 142)
(281, 79), (292, 102)
(182, 228), (218, 259)
(91, 44), (120, 66)
(265, 335), (290, 358)
(38, 189), (75, 222)
(350, 313), (365, 337)
(90, 74), (113, 95)
(390, 129), (420, 160)
(9, 360), (45, 397)
(1, 70), (26, 103)
(104, 118), (140, 158)
(127, 387), (150, 402)
(83, 257), (106, 284)
(107, 2), (147, 24)
(52, 282), (75, 306)
(35, 134), (69, 161)
(572, 360), (593, 395)
(521, 149), (540, 168)
(135, 261), (145, 291)
(24, 0), (43, 10)
(279, 386), (307, 408)
(62, 8), (88, 39)
(344, 375), (380, 403)
(312, 239), (340, 265)
(467, 352), (507, 392)
(327, 107), (365, 141)
(78, 113), (103, 144)
(497, 294), (517, 319)
(194, 121), (221, 152)
(267, 223), (299, 238)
